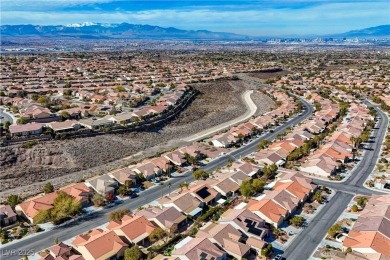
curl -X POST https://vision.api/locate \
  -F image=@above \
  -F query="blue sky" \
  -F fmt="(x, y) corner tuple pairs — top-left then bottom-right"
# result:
(1, 0), (389, 36)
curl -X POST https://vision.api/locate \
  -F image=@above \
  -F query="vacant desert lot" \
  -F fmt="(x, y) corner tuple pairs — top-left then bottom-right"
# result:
(0, 78), (275, 198)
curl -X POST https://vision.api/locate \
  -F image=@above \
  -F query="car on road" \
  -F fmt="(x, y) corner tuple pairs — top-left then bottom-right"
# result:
(273, 255), (283, 260)
(130, 193), (139, 199)
(270, 129), (274, 133)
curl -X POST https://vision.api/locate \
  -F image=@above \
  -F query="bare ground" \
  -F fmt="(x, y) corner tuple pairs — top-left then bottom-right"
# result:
(248, 70), (290, 81)
(0, 78), (275, 199)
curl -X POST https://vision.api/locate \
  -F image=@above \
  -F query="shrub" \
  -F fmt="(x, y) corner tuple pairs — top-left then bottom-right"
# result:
(351, 205), (358, 212)
(125, 245), (143, 260)
(261, 243), (272, 256)
(328, 224), (341, 238)
(108, 208), (131, 222)
(44, 182), (54, 194)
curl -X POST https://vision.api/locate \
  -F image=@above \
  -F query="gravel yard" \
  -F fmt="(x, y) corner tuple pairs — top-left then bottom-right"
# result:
(0, 78), (274, 199)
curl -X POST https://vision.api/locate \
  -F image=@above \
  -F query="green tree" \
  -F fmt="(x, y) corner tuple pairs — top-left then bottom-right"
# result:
(54, 238), (59, 244)
(50, 191), (81, 224)
(289, 216), (304, 227)
(33, 209), (51, 224)
(7, 194), (22, 208)
(261, 243), (272, 256)
(192, 169), (209, 180)
(37, 96), (48, 105)
(328, 224), (341, 238)
(252, 179), (266, 193)
(351, 205), (358, 212)
(108, 208), (131, 222)
(148, 227), (166, 243)
(44, 182), (54, 194)
(124, 245), (142, 260)
(3, 121), (11, 130)
(240, 180), (256, 200)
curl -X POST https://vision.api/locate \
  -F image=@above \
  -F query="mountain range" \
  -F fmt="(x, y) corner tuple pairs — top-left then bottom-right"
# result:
(0, 23), (249, 40)
(1, 23), (389, 40)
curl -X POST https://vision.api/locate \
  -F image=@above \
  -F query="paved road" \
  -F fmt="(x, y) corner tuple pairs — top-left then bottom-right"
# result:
(183, 90), (257, 142)
(0, 108), (14, 124)
(0, 96), (314, 259)
(283, 101), (389, 260)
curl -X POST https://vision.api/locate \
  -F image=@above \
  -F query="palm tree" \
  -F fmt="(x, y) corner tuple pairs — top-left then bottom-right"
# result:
(183, 181), (189, 190)
(350, 136), (357, 148)
(160, 182), (165, 198)
(168, 181), (172, 196)
(178, 183), (184, 192)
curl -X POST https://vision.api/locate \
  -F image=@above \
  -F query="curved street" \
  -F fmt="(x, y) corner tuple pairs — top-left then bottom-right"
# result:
(282, 101), (389, 260)
(0, 96), (314, 260)
(0, 107), (14, 125)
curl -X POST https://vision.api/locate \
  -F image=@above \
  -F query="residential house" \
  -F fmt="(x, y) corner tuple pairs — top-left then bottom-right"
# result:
(107, 215), (156, 245)
(72, 229), (127, 260)
(78, 118), (114, 129)
(135, 206), (187, 232)
(158, 192), (203, 217)
(47, 120), (80, 132)
(342, 194), (390, 257)
(0, 205), (18, 227)
(39, 242), (84, 260)
(219, 208), (270, 241)
(9, 122), (43, 136)
(108, 168), (137, 185)
(189, 181), (221, 206)
(172, 237), (227, 260)
(15, 183), (93, 223)
(164, 151), (187, 166)
(197, 223), (251, 259)
(85, 174), (118, 196)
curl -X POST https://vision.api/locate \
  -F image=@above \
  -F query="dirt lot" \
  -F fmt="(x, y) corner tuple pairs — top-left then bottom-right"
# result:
(0, 78), (274, 199)
(248, 70), (290, 81)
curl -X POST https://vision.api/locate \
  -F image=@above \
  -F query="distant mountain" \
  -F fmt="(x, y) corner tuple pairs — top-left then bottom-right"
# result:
(331, 25), (390, 38)
(1, 23), (388, 40)
(0, 23), (251, 40)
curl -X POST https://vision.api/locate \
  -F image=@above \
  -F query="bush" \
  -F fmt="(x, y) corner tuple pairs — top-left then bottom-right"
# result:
(328, 224), (341, 238)
(21, 140), (38, 149)
(261, 243), (272, 256)
(289, 216), (304, 227)
(351, 205), (358, 212)
(44, 182), (54, 194)
(108, 208), (131, 222)
(125, 245), (143, 260)
(149, 227), (166, 243)
(192, 169), (209, 180)
(91, 193), (107, 207)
